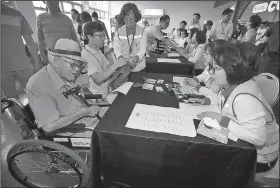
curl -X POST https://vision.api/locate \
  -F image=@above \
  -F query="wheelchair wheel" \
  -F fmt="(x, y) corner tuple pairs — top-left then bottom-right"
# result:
(7, 140), (90, 188)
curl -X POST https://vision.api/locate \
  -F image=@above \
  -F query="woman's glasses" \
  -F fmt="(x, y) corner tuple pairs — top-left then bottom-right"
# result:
(208, 63), (215, 75)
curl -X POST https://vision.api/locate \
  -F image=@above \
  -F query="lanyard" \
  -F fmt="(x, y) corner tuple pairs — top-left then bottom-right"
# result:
(126, 29), (136, 56)
(86, 48), (105, 71)
(220, 21), (228, 35)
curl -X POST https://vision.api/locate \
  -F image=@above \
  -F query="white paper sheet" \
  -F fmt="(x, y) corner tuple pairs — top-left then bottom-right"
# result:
(179, 103), (221, 119)
(173, 76), (185, 86)
(125, 103), (197, 137)
(112, 82), (133, 95)
(167, 52), (181, 57)
(157, 58), (181, 63)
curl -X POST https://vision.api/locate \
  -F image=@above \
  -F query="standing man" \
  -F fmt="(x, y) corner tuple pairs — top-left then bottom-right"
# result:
(210, 8), (233, 42)
(92, 12), (110, 45)
(144, 15), (182, 52)
(37, 1), (79, 65)
(1, 3), (42, 139)
(188, 13), (201, 31)
(70, 9), (81, 38)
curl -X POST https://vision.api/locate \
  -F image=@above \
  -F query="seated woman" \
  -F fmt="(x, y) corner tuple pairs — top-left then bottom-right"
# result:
(180, 30), (207, 75)
(184, 27), (199, 54)
(177, 29), (188, 48)
(197, 42), (279, 174)
(183, 39), (227, 95)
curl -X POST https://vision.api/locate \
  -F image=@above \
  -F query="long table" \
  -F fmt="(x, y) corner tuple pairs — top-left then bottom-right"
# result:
(91, 72), (257, 188)
(145, 52), (194, 75)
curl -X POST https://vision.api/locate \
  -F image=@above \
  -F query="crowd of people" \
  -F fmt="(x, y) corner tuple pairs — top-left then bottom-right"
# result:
(1, 1), (279, 178)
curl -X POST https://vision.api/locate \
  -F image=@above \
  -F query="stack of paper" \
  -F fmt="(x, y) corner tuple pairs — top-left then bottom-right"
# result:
(173, 76), (185, 86)
(112, 82), (133, 95)
(125, 103), (197, 137)
(157, 58), (181, 63)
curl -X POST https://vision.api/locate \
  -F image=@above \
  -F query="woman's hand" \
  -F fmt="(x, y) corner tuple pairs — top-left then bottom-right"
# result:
(183, 77), (199, 87)
(197, 111), (223, 125)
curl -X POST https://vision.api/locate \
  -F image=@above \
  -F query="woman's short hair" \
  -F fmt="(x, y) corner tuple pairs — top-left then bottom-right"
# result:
(115, 14), (124, 27)
(195, 30), (206, 44)
(249, 15), (262, 28)
(212, 42), (259, 85)
(80, 11), (92, 24)
(119, 3), (142, 23)
(189, 27), (199, 39)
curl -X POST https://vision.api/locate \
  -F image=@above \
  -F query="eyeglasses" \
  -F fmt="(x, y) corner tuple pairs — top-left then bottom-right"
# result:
(61, 57), (86, 70)
(93, 34), (106, 39)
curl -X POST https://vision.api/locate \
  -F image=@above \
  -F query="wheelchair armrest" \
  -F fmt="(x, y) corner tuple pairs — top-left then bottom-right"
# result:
(40, 124), (87, 136)
(83, 88), (102, 99)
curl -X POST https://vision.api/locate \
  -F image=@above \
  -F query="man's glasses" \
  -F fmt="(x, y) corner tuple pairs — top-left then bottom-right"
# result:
(61, 57), (86, 70)
(94, 34), (106, 39)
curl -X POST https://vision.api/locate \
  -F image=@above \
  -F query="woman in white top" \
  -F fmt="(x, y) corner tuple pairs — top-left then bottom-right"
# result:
(179, 30), (206, 75)
(113, 3), (146, 72)
(197, 42), (279, 173)
(183, 39), (227, 95)
(241, 15), (262, 43)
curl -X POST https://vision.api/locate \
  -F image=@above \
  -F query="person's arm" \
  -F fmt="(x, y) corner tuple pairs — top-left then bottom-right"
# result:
(27, 86), (90, 133)
(220, 95), (267, 146)
(153, 26), (179, 50)
(113, 31), (123, 59)
(188, 46), (203, 64)
(23, 35), (43, 71)
(136, 29), (148, 62)
(102, 22), (110, 43)
(210, 22), (217, 40)
(68, 18), (79, 45)
(19, 12), (42, 71)
(225, 23), (233, 41)
(37, 15), (48, 65)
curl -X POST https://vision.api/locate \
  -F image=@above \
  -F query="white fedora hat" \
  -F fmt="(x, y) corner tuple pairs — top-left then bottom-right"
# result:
(49, 38), (86, 63)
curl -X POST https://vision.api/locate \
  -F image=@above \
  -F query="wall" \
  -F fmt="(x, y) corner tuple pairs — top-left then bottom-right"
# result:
(109, 1), (236, 33)
(15, 1), (38, 42)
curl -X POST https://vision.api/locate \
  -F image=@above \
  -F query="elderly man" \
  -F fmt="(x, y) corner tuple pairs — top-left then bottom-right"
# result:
(26, 39), (100, 137)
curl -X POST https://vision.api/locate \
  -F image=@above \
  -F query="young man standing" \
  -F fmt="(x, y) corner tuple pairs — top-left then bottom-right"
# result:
(37, 1), (79, 65)
(210, 8), (233, 42)
(81, 21), (128, 97)
(144, 15), (182, 52)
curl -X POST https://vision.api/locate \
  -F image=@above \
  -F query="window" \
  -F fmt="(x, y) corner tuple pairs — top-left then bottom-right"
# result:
(35, 9), (46, 17)
(62, 2), (73, 13)
(33, 1), (46, 9)
(74, 5), (82, 13)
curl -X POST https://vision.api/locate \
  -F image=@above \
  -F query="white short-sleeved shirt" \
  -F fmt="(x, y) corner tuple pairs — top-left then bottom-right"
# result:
(145, 24), (165, 49)
(81, 45), (111, 96)
(210, 20), (233, 40)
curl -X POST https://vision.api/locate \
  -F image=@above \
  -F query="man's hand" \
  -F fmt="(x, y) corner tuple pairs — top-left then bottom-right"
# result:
(197, 111), (223, 125)
(115, 57), (129, 69)
(82, 105), (101, 116)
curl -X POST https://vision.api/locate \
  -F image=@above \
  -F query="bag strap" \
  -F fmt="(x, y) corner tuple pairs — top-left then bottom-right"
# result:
(232, 93), (275, 123)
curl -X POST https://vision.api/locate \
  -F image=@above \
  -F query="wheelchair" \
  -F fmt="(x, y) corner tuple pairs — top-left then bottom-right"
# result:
(1, 87), (108, 188)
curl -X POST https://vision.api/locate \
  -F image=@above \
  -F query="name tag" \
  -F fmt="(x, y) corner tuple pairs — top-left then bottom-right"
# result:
(70, 138), (91, 147)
